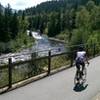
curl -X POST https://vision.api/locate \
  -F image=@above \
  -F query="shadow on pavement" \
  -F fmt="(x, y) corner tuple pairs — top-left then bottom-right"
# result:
(73, 83), (88, 92)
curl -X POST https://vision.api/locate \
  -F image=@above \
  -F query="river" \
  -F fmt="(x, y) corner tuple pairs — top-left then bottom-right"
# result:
(0, 31), (66, 65)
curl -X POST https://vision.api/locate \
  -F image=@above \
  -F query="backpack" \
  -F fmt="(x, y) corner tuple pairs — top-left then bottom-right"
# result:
(76, 57), (84, 63)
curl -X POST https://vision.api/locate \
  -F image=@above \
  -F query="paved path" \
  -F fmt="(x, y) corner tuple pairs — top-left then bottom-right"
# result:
(0, 56), (100, 100)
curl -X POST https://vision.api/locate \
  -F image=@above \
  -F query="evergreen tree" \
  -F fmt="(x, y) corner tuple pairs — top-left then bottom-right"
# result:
(19, 11), (28, 33)
(0, 4), (4, 41)
(3, 4), (12, 42)
(10, 12), (19, 39)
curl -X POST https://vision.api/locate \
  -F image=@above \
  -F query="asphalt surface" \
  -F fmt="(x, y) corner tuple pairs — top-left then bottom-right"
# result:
(0, 56), (100, 100)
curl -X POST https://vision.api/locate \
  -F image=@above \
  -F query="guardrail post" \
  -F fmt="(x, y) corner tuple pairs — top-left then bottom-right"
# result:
(31, 52), (37, 76)
(8, 58), (12, 88)
(93, 43), (96, 57)
(86, 44), (88, 54)
(70, 51), (73, 67)
(31, 52), (36, 60)
(48, 50), (51, 75)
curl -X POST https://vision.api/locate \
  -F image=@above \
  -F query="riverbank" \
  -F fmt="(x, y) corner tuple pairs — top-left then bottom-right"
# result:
(0, 48), (32, 65)
(0, 31), (66, 65)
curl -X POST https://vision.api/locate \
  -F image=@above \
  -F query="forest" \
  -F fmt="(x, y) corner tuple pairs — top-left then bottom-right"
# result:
(0, 0), (100, 53)
(0, 4), (33, 53)
(23, 0), (100, 51)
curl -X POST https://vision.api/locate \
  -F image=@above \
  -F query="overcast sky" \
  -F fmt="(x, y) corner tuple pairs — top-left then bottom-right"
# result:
(0, 0), (50, 10)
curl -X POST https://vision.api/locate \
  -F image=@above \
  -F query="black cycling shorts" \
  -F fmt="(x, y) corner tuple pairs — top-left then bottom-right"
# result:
(75, 61), (85, 70)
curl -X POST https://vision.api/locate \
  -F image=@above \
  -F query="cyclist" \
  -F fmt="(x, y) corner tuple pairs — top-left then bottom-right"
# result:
(75, 46), (89, 76)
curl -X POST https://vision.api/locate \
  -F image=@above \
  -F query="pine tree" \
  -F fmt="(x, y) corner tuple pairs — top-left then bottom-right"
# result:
(3, 4), (12, 42)
(10, 12), (19, 39)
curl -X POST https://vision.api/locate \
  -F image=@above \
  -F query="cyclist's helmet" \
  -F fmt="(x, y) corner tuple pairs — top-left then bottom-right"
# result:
(78, 46), (84, 51)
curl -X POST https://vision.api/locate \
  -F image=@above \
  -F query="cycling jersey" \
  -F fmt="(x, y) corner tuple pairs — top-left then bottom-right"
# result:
(76, 51), (86, 63)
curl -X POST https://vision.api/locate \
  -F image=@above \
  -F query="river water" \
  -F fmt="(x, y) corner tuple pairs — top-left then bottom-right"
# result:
(0, 31), (66, 65)
(32, 34), (65, 56)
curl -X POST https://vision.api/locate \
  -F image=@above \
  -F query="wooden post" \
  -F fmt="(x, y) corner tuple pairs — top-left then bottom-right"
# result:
(31, 53), (36, 76)
(31, 52), (36, 60)
(70, 51), (73, 67)
(8, 58), (12, 88)
(93, 43), (96, 57)
(48, 50), (51, 75)
(31, 52), (37, 64)
(86, 44), (88, 54)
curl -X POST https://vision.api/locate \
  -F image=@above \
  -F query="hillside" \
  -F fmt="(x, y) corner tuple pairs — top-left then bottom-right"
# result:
(23, 0), (100, 15)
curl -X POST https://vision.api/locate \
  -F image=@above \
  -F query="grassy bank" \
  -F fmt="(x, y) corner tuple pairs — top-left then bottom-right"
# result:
(0, 33), (34, 54)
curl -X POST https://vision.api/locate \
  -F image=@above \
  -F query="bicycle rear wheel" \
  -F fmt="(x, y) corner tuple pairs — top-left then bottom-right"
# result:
(81, 67), (87, 84)
(74, 67), (87, 85)
(74, 70), (80, 85)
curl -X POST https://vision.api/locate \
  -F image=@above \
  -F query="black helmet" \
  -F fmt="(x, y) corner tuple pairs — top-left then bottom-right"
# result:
(78, 46), (84, 51)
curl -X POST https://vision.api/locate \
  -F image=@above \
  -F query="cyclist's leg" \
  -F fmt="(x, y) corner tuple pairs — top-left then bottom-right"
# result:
(81, 62), (87, 83)
(75, 62), (80, 81)
(81, 62), (85, 75)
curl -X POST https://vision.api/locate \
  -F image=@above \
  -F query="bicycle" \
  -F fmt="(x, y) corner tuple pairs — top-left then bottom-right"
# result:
(74, 65), (87, 85)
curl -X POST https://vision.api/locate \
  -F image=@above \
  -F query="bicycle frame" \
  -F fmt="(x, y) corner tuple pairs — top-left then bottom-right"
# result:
(74, 65), (87, 85)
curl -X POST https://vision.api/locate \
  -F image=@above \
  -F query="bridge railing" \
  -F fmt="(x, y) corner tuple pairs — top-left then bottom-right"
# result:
(0, 43), (100, 93)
